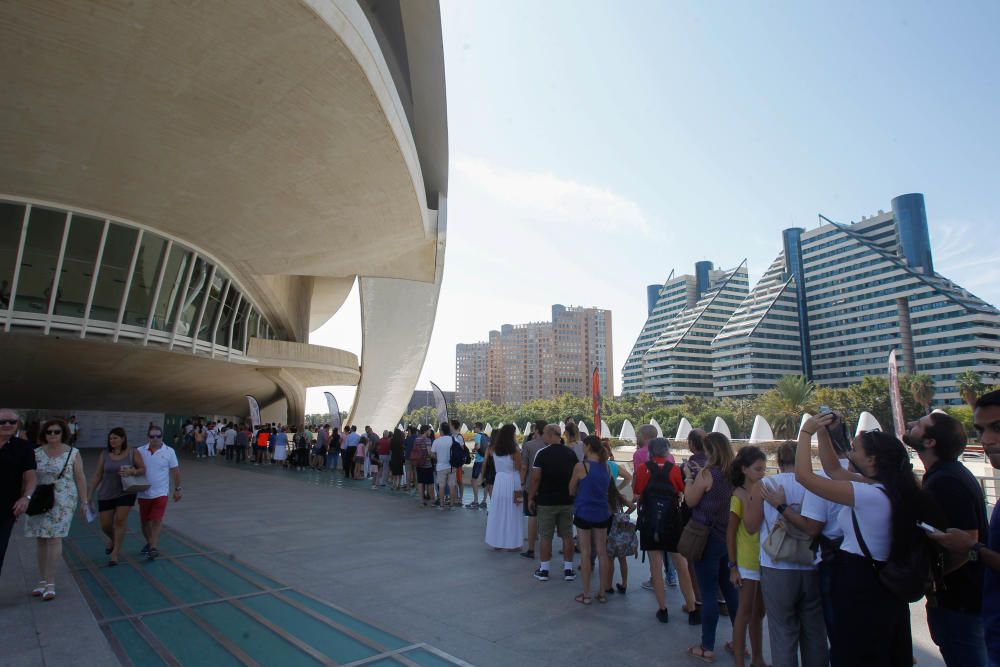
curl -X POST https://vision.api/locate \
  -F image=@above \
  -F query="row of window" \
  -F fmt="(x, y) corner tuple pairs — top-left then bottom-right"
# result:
(0, 200), (280, 354)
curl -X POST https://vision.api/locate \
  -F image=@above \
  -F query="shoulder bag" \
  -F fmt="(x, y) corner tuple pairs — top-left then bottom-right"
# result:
(26, 448), (74, 516)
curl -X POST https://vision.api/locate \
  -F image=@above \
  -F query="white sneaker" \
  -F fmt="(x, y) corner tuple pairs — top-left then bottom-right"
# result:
(641, 578), (654, 590)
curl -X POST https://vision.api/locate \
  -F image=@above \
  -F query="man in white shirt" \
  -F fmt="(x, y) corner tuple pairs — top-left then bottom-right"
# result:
(431, 422), (458, 510)
(205, 421), (220, 457)
(223, 422), (237, 461)
(744, 442), (828, 667)
(137, 424), (182, 560)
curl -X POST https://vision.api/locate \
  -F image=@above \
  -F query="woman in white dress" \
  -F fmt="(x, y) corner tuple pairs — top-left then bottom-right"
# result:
(485, 424), (524, 550)
(25, 419), (88, 601)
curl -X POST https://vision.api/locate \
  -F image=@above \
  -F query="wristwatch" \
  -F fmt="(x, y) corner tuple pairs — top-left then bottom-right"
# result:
(728, 561), (737, 570)
(174, 486), (183, 492)
(969, 543), (984, 562)
(24, 494), (32, 502)
(776, 503), (788, 515)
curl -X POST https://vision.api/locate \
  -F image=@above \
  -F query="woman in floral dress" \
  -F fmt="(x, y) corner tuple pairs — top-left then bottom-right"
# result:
(25, 419), (88, 601)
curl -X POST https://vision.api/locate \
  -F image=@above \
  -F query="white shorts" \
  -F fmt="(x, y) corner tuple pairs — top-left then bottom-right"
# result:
(738, 567), (760, 582)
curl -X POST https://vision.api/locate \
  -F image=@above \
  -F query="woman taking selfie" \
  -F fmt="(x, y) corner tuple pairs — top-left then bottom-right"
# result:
(795, 412), (931, 666)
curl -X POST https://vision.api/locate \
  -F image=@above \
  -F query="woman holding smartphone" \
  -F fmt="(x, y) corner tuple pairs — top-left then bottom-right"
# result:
(794, 412), (932, 666)
(89, 427), (145, 566)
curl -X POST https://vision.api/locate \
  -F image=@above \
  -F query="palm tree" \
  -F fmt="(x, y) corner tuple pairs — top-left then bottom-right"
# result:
(759, 375), (815, 438)
(955, 370), (986, 408)
(908, 374), (936, 413)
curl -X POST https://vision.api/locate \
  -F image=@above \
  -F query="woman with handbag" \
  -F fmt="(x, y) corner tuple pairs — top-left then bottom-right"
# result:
(795, 413), (931, 666)
(88, 427), (145, 566)
(25, 419), (88, 601)
(484, 425), (523, 550)
(682, 431), (739, 662)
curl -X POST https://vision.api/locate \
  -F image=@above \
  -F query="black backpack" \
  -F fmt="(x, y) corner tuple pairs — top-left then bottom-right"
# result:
(449, 437), (467, 468)
(637, 461), (681, 547)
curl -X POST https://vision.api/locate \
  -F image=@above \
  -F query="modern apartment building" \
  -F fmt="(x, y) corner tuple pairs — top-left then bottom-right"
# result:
(455, 342), (489, 403)
(456, 305), (613, 406)
(628, 193), (1000, 405)
(623, 262), (749, 402)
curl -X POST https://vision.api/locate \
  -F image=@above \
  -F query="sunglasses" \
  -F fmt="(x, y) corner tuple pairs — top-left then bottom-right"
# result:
(45, 429), (63, 436)
(149, 434), (163, 439)
(0, 419), (18, 426)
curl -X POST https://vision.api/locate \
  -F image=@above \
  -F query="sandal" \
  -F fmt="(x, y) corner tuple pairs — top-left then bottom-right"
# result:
(41, 585), (56, 601)
(31, 581), (47, 597)
(686, 645), (715, 663)
(574, 593), (592, 605)
(596, 593), (608, 603)
(615, 583), (627, 594)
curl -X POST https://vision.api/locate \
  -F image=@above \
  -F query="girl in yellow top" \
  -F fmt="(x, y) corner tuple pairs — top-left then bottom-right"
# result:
(727, 445), (768, 667)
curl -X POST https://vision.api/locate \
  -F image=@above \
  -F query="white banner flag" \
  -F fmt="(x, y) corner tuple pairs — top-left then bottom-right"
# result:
(245, 395), (262, 427)
(324, 391), (342, 430)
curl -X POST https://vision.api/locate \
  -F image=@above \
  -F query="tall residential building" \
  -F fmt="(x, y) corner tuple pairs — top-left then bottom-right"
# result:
(624, 262), (749, 402)
(455, 342), (489, 403)
(455, 305), (613, 406)
(629, 193), (1000, 405)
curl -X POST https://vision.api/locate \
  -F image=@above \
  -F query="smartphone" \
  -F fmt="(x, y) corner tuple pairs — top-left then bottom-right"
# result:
(916, 521), (939, 534)
(819, 405), (832, 415)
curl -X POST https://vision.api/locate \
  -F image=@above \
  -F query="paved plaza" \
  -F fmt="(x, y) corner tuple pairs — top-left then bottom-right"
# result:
(2, 451), (947, 666)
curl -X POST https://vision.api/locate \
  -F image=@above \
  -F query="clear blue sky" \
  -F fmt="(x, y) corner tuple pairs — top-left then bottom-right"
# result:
(307, 0), (1000, 414)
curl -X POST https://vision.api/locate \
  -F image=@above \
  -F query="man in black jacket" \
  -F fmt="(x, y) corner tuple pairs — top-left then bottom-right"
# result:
(905, 411), (987, 667)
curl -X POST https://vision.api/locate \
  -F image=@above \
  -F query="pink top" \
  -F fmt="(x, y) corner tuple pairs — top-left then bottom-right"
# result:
(632, 444), (674, 470)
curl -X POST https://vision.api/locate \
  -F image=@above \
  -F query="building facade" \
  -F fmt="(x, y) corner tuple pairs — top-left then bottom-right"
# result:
(627, 193), (1000, 405)
(456, 305), (613, 406)
(0, 1), (449, 430)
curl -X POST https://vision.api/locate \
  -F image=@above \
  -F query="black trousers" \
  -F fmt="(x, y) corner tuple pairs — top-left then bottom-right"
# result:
(0, 513), (16, 575)
(831, 551), (912, 666)
(343, 447), (356, 477)
(235, 446), (246, 464)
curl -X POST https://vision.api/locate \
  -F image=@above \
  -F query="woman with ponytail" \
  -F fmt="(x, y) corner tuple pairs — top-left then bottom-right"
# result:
(795, 412), (932, 666)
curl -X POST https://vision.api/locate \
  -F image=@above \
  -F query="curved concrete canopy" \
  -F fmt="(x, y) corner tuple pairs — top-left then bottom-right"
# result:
(0, 0), (444, 341)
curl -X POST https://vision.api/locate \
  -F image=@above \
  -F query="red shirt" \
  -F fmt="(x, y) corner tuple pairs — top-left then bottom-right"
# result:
(376, 437), (391, 456)
(633, 457), (684, 497)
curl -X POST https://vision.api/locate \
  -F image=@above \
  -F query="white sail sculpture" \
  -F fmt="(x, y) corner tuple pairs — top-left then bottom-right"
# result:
(398, 423), (403, 431)
(675, 417), (693, 441)
(601, 419), (612, 439)
(650, 418), (664, 438)
(619, 419), (637, 442)
(711, 417), (732, 439)
(749, 415), (775, 444)
(559, 420), (565, 433)
(460, 423), (469, 433)
(578, 421), (589, 436)
(855, 411), (882, 436)
(798, 413), (818, 444)
(524, 421), (533, 436)
(514, 423), (521, 436)
(485, 423), (493, 435)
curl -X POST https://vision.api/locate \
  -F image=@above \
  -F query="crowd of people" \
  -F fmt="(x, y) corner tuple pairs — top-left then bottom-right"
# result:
(2, 392), (999, 667)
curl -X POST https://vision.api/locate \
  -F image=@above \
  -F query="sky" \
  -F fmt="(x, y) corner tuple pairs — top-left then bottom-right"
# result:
(306, 0), (1000, 415)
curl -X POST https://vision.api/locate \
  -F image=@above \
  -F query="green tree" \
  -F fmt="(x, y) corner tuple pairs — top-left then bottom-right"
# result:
(843, 375), (892, 433)
(944, 405), (975, 435)
(955, 370), (986, 407)
(906, 373), (936, 413)
(401, 405), (436, 427)
(758, 375), (815, 438)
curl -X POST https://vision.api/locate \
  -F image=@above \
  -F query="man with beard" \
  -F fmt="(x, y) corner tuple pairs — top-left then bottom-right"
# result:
(930, 391), (1000, 666)
(905, 411), (987, 666)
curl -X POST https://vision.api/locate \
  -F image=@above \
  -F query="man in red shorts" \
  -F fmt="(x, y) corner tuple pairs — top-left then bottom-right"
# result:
(136, 424), (182, 560)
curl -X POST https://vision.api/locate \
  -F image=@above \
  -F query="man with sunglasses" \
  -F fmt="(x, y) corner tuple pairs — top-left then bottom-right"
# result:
(0, 408), (37, 574)
(136, 424), (181, 560)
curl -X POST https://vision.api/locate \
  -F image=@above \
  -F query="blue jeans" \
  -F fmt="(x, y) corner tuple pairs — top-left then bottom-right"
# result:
(326, 451), (339, 470)
(692, 533), (739, 652)
(927, 606), (986, 667)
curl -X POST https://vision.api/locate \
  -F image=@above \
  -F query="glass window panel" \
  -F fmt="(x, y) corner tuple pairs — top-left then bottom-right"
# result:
(54, 215), (104, 318)
(233, 299), (251, 352)
(197, 270), (226, 342)
(89, 224), (139, 323)
(174, 257), (209, 336)
(214, 285), (239, 346)
(122, 234), (167, 327)
(0, 203), (25, 309)
(13, 207), (66, 313)
(150, 246), (191, 332)
(246, 310), (260, 348)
